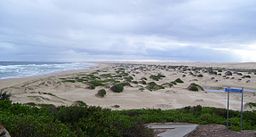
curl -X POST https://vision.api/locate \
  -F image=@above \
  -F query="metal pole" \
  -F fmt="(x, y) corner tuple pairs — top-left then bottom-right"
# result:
(226, 89), (230, 127)
(240, 88), (244, 131)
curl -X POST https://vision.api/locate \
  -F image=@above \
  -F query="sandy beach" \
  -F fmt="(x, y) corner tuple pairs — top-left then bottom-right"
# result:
(1, 62), (256, 111)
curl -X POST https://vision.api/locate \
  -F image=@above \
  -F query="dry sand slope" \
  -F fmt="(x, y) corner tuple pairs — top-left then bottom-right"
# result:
(1, 62), (256, 110)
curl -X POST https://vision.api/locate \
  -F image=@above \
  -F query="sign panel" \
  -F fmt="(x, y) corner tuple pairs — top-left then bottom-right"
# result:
(224, 88), (243, 93)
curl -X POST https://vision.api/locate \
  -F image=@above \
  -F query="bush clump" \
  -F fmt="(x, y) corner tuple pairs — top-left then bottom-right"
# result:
(131, 81), (138, 84)
(225, 71), (232, 76)
(149, 73), (165, 81)
(110, 83), (124, 93)
(161, 83), (173, 88)
(175, 78), (184, 83)
(242, 75), (251, 78)
(187, 83), (204, 91)
(170, 81), (177, 85)
(197, 74), (203, 77)
(124, 76), (133, 82)
(139, 80), (147, 85)
(87, 80), (105, 89)
(246, 102), (256, 109)
(0, 91), (11, 100)
(96, 89), (107, 97)
(146, 82), (164, 91)
(141, 77), (147, 80)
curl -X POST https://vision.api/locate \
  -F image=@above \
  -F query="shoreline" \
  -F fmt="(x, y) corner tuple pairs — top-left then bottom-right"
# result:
(0, 63), (105, 90)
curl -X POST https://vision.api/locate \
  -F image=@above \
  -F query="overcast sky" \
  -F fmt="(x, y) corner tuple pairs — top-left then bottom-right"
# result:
(1, 0), (256, 62)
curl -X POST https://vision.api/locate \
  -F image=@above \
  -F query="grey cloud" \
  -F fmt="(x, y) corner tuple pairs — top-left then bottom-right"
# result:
(0, 0), (256, 61)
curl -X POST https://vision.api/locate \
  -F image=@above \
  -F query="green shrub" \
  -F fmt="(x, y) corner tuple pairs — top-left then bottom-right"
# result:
(139, 87), (145, 91)
(62, 79), (76, 83)
(96, 89), (107, 97)
(175, 78), (184, 83)
(161, 83), (173, 88)
(242, 75), (251, 78)
(0, 91), (11, 100)
(149, 73), (165, 81)
(229, 117), (241, 131)
(146, 82), (164, 91)
(171, 81), (177, 85)
(87, 80), (105, 89)
(110, 84), (124, 93)
(88, 80), (104, 87)
(188, 85), (199, 91)
(187, 83), (204, 91)
(124, 76), (133, 82)
(141, 77), (147, 80)
(200, 113), (212, 122)
(131, 81), (138, 84)
(246, 102), (256, 109)
(72, 101), (87, 107)
(120, 121), (154, 137)
(121, 82), (132, 87)
(197, 74), (203, 77)
(139, 80), (147, 85)
(87, 84), (96, 89)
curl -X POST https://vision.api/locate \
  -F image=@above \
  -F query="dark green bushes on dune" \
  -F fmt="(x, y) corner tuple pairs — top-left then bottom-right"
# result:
(174, 78), (184, 83)
(96, 89), (107, 97)
(146, 82), (164, 91)
(110, 83), (124, 93)
(188, 83), (204, 91)
(0, 91), (11, 100)
(149, 73), (165, 81)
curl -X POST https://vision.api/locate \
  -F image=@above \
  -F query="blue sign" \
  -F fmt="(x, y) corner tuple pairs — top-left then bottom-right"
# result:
(225, 88), (243, 93)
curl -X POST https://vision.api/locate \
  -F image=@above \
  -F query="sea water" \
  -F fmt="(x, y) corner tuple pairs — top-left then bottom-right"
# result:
(0, 61), (95, 79)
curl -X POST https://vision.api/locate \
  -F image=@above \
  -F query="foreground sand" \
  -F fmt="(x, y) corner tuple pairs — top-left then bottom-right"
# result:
(1, 62), (256, 110)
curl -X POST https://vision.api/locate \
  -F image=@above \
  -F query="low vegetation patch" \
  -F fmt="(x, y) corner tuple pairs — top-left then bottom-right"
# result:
(146, 82), (164, 91)
(161, 83), (173, 88)
(170, 81), (177, 85)
(139, 80), (147, 85)
(197, 74), (203, 77)
(188, 83), (204, 91)
(110, 83), (124, 93)
(0, 91), (11, 100)
(141, 77), (147, 80)
(175, 78), (184, 83)
(149, 73), (165, 81)
(242, 75), (251, 78)
(131, 81), (138, 84)
(96, 89), (107, 97)
(139, 87), (145, 91)
(225, 71), (233, 76)
(247, 102), (256, 108)
(124, 76), (134, 82)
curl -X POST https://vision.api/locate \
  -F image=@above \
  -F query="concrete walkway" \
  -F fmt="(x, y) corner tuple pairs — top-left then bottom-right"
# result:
(146, 123), (198, 137)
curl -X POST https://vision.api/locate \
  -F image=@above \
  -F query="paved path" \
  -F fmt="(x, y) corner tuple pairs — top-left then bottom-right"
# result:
(146, 123), (198, 137)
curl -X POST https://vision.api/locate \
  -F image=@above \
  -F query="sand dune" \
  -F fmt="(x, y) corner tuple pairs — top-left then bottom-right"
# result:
(1, 62), (256, 111)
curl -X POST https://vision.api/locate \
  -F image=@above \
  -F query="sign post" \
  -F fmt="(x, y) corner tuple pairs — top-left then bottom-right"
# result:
(240, 87), (244, 130)
(224, 87), (244, 131)
(226, 88), (230, 127)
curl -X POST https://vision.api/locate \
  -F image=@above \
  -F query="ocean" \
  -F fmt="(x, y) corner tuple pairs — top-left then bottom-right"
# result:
(0, 61), (95, 79)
